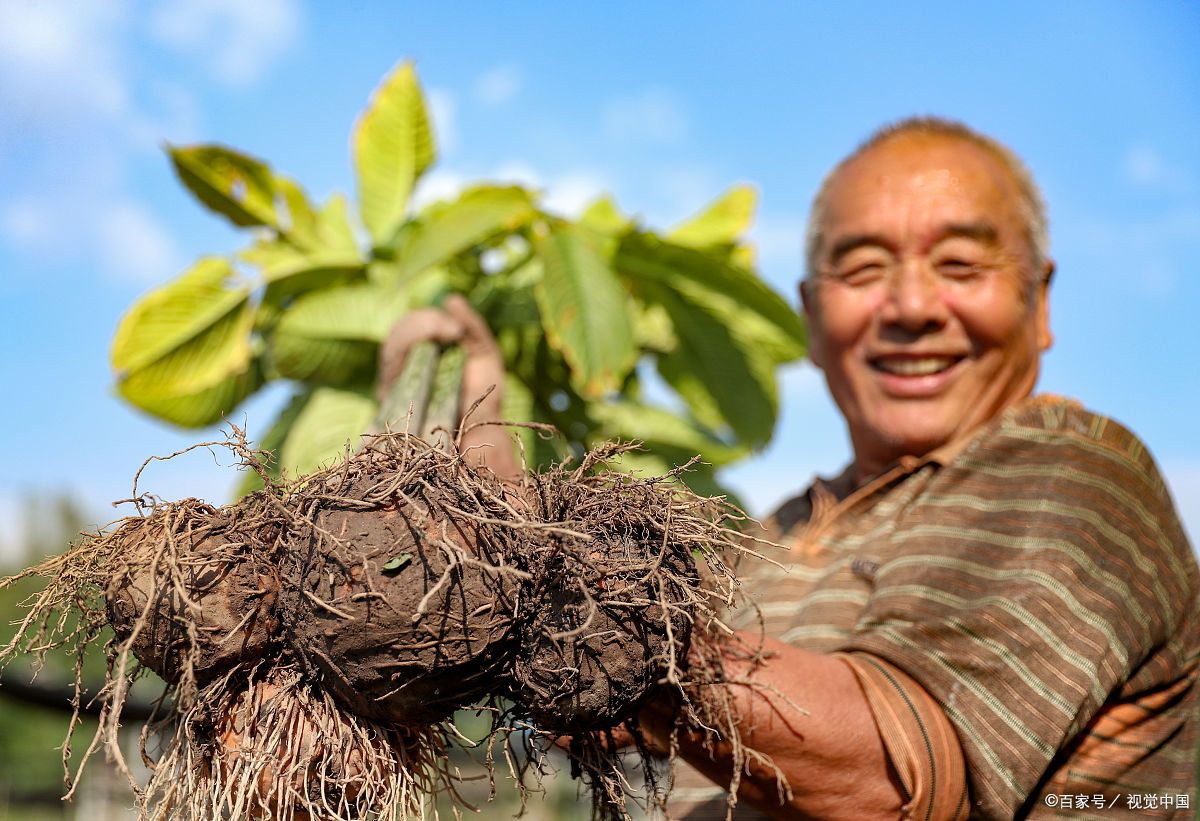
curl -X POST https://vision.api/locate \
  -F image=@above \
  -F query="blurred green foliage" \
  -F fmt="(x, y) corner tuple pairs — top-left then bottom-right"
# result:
(110, 60), (806, 499)
(0, 495), (98, 817)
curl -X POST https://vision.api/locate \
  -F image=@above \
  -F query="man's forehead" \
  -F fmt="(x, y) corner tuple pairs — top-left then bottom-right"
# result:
(820, 136), (1023, 236)
(834, 135), (1010, 196)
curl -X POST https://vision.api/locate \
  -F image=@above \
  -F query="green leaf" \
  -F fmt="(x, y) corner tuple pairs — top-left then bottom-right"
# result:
(379, 185), (535, 287)
(669, 183), (757, 248)
(473, 259), (542, 329)
(368, 263), (453, 311)
(579, 195), (631, 235)
(112, 257), (254, 393)
(277, 176), (319, 247)
(640, 281), (777, 447)
(678, 277), (806, 363)
(382, 553), (413, 573)
(241, 240), (366, 303)
(616, 232), (802, 441)
(631, 301), (675, 353)
(592, 400), (746, 466)
(169, 144), (280, 228)
(616, 233), (805, 358)
(656, 352), (723, 432)
(534, 225), (636, 398)
(315, 194), (361, 253)
(353, 60), (435, 247)
(277, 386), (377, 478)
(731, 243), (757, 270)
(268, 283), (404, 385)
(121, 360), (263, 429)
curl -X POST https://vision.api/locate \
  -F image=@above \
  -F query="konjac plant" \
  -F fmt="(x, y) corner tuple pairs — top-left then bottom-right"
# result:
(109, 60), (804, 499)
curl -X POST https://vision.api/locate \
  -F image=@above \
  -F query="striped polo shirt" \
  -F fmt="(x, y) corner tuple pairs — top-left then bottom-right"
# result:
(668, 396), (1198, 819)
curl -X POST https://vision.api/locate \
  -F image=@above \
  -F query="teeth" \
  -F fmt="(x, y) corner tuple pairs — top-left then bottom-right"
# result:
(874, 357), (956, 376)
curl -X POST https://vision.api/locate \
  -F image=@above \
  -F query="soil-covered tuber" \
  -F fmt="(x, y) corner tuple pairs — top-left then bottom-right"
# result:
(0, 428), (770, 821)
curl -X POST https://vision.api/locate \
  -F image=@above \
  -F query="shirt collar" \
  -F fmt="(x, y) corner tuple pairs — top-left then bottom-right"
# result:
(825, 393), (1077, 500)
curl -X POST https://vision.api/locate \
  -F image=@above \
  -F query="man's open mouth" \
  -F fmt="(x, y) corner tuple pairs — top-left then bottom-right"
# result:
(869, 356), (963, 377)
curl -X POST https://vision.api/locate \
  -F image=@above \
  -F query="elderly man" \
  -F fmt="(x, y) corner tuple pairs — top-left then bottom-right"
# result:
(386, 118), (1199, 820)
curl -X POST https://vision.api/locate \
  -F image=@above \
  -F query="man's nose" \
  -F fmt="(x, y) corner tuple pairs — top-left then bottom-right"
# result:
(879, 258), (949, 332)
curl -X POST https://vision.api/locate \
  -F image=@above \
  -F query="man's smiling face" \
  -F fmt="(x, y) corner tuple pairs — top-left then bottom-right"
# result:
(802, 133), (1053, 479)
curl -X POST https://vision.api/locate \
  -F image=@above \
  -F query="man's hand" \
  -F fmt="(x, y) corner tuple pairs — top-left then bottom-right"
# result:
(378, 295), (519, 479)
(551, 716), (671, 758)
(655, 635), (906, 821)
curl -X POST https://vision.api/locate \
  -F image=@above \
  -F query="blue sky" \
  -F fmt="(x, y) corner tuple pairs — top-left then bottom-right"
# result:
(2, 1), (1198, 557)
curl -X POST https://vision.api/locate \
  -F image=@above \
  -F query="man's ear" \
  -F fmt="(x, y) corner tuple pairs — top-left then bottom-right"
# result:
(1036, 260), (1054, 352)
(799, 279), (824, 369)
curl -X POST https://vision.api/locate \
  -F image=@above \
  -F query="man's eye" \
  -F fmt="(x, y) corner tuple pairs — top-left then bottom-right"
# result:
(836, 262), (888, 285)
(936, 260), (982, 279)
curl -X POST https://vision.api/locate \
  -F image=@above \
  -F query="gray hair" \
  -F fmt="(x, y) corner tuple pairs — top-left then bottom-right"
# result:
(804, 117), (1050, 284)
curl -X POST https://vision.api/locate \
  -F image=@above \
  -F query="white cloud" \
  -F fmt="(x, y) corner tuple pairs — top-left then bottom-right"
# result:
(414, 160), (610, 219)
(542, 173), (608, 217)
(604, 88), (687, 143)
(96, 201), (181, 283)
(1, 200), (56, 250)
(0, 0), (204, 284)
(149, 0), (301, 87)
(492, 162), (607, 217)
(492, 161), (542, 188)
(427, 87), (458, 156)
(1, 195), (179, 284)
(412, 168), (468, 209)
(1123, 144), (1192, 195)
(651, 167), (718, 224)
(1125, 146), (1165, 187)
(0, 0), (202, 152)
(0, 0), (130, 122)
(474, 65), (522, 106)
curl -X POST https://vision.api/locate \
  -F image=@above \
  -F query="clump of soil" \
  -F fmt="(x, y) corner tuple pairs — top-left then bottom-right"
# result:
(289, 471), (524, 725)
(506, 448), (701, 735)
(104, 502), (287, 687)
(0, 428), (767, 821)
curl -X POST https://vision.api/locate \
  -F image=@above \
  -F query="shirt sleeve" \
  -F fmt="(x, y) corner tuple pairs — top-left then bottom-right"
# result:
(837, 651), (970, 821)
(837, 409), (1199, 818)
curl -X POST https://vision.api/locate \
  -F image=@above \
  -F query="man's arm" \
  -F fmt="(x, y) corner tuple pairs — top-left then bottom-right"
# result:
(642, 636), (907, 821)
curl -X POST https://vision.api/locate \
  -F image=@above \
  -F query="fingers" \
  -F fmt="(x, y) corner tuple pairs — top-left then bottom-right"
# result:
(634, 700), (674, 756)
(377, 308), (465, 399)
(457, 356), (515, 478)
(380, 297), (500, 395)
(444, 294), (499, 359)
(549, 723), (646, 754)
(445, 294), (506, 421)
(377, 298), (519, 477)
